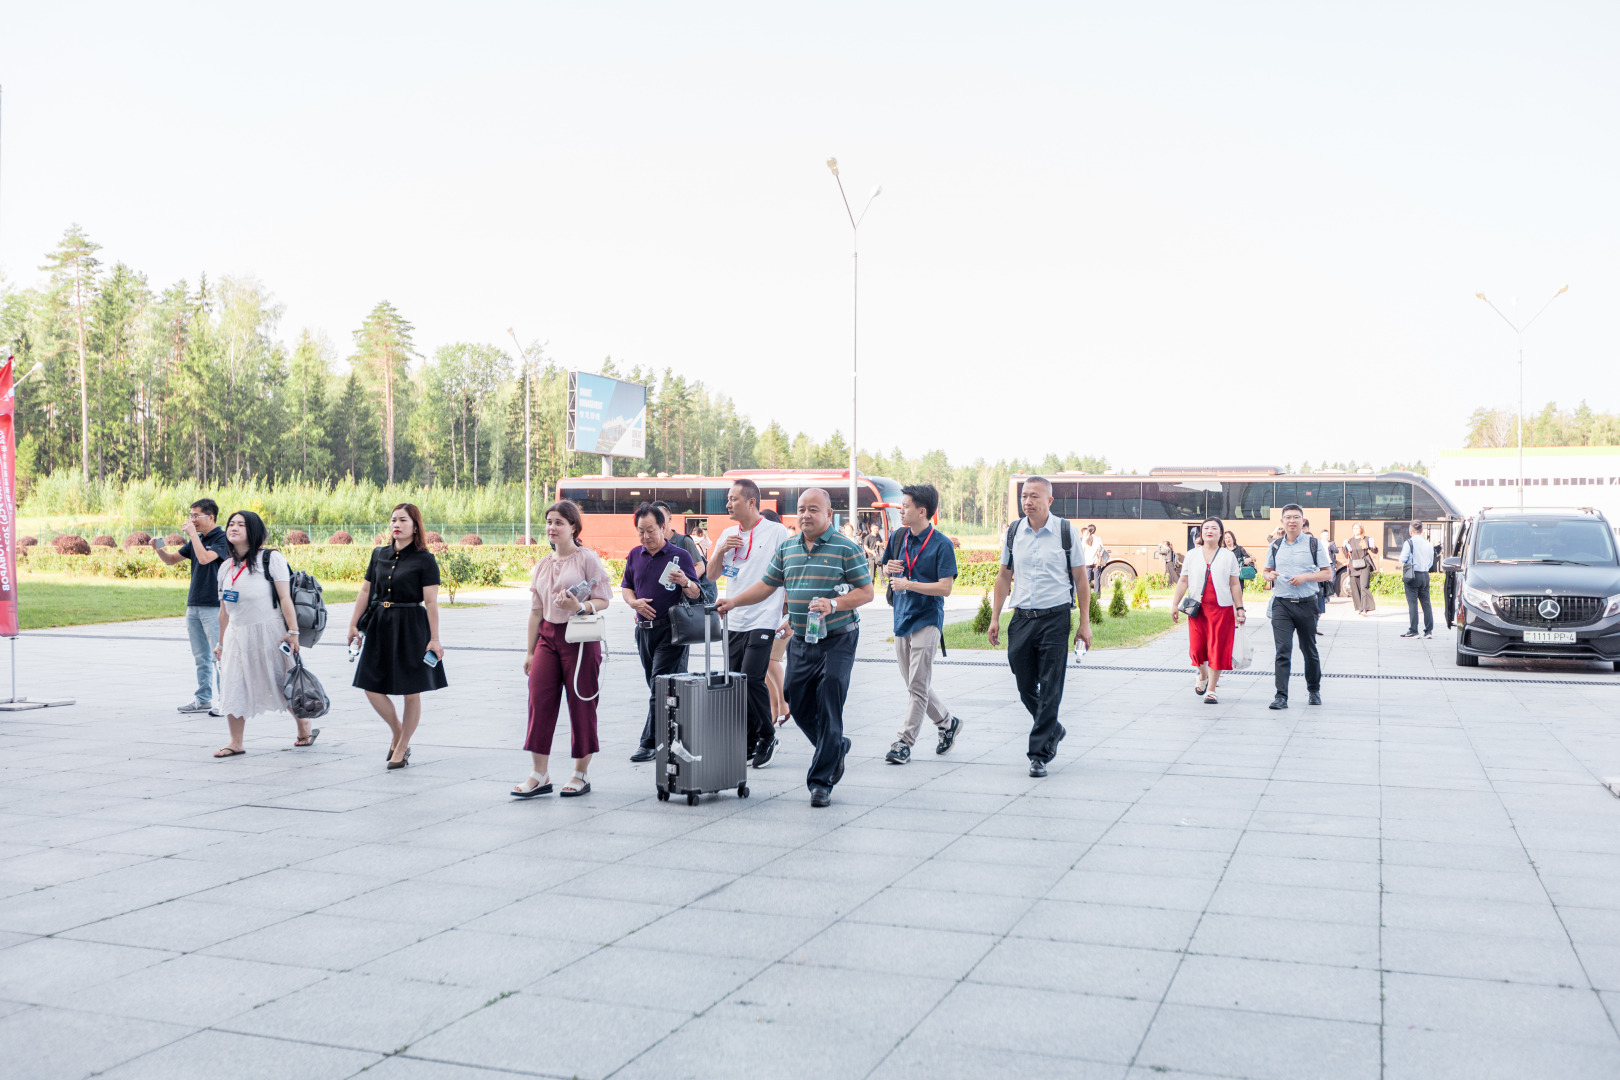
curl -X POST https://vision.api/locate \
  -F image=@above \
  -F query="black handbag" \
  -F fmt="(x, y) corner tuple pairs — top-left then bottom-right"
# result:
(1177, 593), (1203, 618)
(669, 597), (723, 646)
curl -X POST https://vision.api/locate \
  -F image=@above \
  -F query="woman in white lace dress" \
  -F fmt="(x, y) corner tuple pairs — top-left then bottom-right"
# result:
(211, 511), (311, 757)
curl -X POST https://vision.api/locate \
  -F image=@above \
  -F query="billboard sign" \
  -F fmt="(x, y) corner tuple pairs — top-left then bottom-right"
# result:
(567, 371), (647, 458)
(0, 357), (17, 637)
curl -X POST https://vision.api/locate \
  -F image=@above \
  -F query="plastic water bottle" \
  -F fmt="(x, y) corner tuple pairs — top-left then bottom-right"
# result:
(805, 584), (851, 644)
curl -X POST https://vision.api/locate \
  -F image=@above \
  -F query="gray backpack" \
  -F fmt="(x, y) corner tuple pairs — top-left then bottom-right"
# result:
(261, 549), (328, 647)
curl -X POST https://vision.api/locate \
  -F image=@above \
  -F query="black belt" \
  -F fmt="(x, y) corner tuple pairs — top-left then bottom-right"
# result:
(793, 622), (857, 644)
(1013, 604), (1072, 618)
(635, 614), (671, 629)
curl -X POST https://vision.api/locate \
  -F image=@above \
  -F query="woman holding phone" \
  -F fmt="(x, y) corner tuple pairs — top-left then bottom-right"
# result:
(1171, 517), (1247, 704)
(211, 511), (312, 757)
(512, 500), (612, 799)
(348, 503), (447, 769)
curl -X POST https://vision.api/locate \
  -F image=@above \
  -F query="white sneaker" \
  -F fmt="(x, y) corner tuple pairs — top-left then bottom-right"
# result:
(208, 705), (223, 717)
(177, 700), (212, 714)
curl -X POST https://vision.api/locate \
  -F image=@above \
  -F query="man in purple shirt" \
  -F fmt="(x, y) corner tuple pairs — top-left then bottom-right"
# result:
(622, 502), (702, 761)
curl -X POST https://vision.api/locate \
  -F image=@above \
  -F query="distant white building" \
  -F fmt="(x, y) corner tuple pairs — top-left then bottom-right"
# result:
(1431, 447), (1620, 526)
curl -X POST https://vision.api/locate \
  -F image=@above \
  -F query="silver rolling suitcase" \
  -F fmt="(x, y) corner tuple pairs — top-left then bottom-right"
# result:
(655, 606), (750, 805)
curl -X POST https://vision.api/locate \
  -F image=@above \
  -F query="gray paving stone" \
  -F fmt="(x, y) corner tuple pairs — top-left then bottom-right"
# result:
(0, 936), (175, 1006)
(971, 936), (1182, 999)
(1134, 1003), (1380, 1079)
(0, 1005), (194, 1080)
(66, 952), (329, 1026)
(908, 980), (1156, 1063)
(95, 1028), (380, 1079)
(529, 943), (767, 1012)
(58, 897), (294, 953)
(220, 971), (492, 1053)
(1189, 912), (1381, 968)
(1012, 898), (1203, 950)
(203, 912), (430, 970)
(1383, 971), (1618, 1046)
(356, 928), (595, 990)
(1164, 953), (1382, 1023)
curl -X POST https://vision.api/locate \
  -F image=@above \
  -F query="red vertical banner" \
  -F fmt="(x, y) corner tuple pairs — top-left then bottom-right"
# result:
(0, 356), (16, 638)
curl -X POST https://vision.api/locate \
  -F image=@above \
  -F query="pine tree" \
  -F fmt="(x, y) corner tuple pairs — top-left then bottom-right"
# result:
(1110, 577), (1129, 617)
(39, 225), (102, 476)
(288, 330), (333, 480)
(352, 301), (416, 483)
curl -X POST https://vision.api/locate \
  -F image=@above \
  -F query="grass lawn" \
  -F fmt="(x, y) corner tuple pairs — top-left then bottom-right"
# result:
(10, 575), (510, 630)
(942, 606), (1176, 652)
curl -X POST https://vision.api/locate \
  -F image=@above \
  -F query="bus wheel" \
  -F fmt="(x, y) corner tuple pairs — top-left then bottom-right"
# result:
(1101, 562), (1136, 588)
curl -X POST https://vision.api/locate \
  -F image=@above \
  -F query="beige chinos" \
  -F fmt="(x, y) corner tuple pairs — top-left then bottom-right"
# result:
(894, 624), (952, 746)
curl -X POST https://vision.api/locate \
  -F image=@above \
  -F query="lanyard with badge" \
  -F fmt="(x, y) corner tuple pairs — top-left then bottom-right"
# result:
(221, 559), (249, 603)
(722, 524), (756, 579)
(901, 525), (934, 578)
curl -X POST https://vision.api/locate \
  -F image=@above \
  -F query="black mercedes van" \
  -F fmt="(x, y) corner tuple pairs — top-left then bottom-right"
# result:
(1443, 507), (1620, 669)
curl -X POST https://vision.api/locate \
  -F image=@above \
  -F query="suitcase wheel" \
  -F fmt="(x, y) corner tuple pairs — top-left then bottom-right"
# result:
(686, 793), (699, 806)
(737, 783), (749, 799)
(657, 790), (669, 802)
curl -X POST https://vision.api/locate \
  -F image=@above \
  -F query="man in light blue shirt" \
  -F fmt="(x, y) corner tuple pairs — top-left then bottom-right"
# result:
(1399, 522), (1435, 639)
(1264, 503), (1334, 709)
(990, 476), (1093, 776)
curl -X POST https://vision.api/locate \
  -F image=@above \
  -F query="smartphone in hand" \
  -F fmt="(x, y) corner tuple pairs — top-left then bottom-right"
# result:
(424, 651), (440, 668)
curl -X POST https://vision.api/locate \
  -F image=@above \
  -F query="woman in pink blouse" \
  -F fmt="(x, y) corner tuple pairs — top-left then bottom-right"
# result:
(512, 500), (613, 799)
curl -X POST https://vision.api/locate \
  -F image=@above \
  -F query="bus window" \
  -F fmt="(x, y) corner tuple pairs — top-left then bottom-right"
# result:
(653, 487), (703, 514)
(1222, 482), (1275, 519)
(1345, 480), (1411, 521)
(1141, 482), (1207, 519)
(1050, 482), (1080, 519)
(703, 486), (730, 514)
(562, 487), (615, 515)
(1275, 481), (1343, 514)
(1074, 481), (1141, 517)
(1413, 487), (1444, 519)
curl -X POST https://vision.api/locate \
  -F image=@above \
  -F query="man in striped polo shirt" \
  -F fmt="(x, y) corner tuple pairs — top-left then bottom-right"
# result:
(719, 488), (874, 807)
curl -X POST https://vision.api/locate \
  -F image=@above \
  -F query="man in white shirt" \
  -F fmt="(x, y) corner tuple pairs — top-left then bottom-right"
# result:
(989, 476), (1093, 777)
(1399, 521), (1436, 639)
(708, 478), (792, 767)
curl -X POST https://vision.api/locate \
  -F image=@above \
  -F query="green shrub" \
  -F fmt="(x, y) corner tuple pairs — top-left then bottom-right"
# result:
(1143, 573), (1170, 590)
(439, 550), (477, 603)
(972, 594), (992, 633)
(954, 563), (1001, 590)
(1109, 577), (1129, 618)
(1130, 578), (1150, 609)
(1089, 589), (1103, 623)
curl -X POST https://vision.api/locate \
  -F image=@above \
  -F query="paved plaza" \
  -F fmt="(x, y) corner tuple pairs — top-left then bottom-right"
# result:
(3, 589), (1620, 1079)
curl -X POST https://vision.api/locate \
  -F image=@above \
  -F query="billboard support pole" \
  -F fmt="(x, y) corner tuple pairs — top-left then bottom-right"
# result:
(827, 159), (881, 534)
(602, 455), (611, 478)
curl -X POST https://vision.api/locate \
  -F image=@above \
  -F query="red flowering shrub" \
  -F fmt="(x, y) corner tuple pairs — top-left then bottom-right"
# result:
(19, 535), (39, 548)
(515, 535), (536, 545)
(424, 531), (444, 544)
(428, 541), (450, 554)
(53, 534), (92, 555)
(459, 534), (483, 546)
(373, 533), (389, 546)
(963, 548), (1001, 564)
(328, 531), (353, 545)
(123, 531), (153, 548)
(92, 535), (117, 548)
(286, 530), (311, 545)
(165, 533), (185, 546)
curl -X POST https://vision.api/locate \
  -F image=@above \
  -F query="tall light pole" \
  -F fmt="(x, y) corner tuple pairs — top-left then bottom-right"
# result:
(1475, 286), (1569, 509)
(507, 329), (531, 544)
(826, 157), (881, 532)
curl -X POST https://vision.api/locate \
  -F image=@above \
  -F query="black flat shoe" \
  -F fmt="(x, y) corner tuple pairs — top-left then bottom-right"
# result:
(1028, 757), (1048, 778)
(630, 747), (656, 763)
(1308, 692), (1322, 706)
(1269, 694), (1289, 710)
(809, 787), (831, 808)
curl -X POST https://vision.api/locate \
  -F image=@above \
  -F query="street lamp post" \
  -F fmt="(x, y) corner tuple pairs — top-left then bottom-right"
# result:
(826, 158), (881, 533)
(507, 329), (531, 545)
(1475, 286), (1569, 509)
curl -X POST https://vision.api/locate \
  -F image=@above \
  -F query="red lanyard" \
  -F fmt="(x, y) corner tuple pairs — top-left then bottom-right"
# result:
(228, 559), (250, 587)
(902, 526), (934, 577)
(731, 524), (756, 563)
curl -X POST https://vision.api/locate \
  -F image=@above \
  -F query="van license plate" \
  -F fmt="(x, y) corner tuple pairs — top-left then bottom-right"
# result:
(1524, 630), (1575, 644)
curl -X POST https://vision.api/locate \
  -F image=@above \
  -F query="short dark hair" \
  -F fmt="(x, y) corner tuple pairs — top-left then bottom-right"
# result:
(650, 501), (671, 526)
(1410, 520), (1424, 532)
(1280, 503), (1304, 517)
(191, 498), (218, 519)
(730, 479), (760, 508)
(1022, 475), (1052, 494)
(634, 502), (662, 527)
(545, 499), (584, 541)
(901, 483), (939, 519)
(760, 508), (781, 523)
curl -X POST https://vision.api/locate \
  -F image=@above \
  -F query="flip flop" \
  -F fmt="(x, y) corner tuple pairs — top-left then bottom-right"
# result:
(295, 728), (321, 747)
(213, 747), (246, 758)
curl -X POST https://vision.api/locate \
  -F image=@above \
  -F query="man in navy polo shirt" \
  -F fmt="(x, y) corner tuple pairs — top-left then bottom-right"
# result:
(881, 484), (964, 764)
(154, 498), (231, 716)
(621, 503), (703, 761)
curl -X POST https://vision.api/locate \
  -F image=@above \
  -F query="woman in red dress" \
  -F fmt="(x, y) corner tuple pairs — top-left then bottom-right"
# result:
(1171, 517), (1247, 704)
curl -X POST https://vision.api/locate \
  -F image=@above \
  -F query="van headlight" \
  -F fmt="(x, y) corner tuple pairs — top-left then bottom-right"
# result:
(1606, 593), (1620, 618)
(1463, 585), (1496, 612)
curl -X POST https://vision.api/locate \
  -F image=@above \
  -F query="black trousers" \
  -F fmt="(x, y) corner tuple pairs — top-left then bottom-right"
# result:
(1405, 573), (1434, 634)
(727, 628), (776, 753)
(1271, 597), (1321, 697)
(1007, 608), (1071, 762)
(636, 621), (689, 750)
(784, 629), (858, 791)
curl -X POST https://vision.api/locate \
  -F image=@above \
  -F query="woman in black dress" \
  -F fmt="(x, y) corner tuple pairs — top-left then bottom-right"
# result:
(347, 503), (447, 769)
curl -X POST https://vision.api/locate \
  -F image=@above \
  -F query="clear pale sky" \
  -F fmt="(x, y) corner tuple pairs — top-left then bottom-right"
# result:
(1, 2), (1614, 472)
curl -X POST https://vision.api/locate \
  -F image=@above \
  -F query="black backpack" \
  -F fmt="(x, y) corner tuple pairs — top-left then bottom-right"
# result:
(1003, 516), (1076, 604)
(1268, 535), (1331, 599)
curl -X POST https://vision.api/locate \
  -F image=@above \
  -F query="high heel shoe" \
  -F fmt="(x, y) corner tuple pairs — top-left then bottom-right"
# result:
(387, 747), (411, 770)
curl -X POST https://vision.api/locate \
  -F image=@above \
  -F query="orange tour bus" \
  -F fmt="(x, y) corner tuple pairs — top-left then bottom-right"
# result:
(1006, 467), (1464, 593)
(556, 469), (905, 557)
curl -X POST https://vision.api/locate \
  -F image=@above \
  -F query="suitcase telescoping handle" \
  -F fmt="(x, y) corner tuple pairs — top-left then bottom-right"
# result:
(701, 602), (729, 686)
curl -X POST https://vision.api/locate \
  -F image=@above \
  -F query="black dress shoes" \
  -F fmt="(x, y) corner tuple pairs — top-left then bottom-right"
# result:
(810, 787), (831, 808)
(1269, 694), (1289, 710)
(1308, 691), (1322, 705)
(629, 747), (656, 763)
(1028, 757), (1048, 778)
